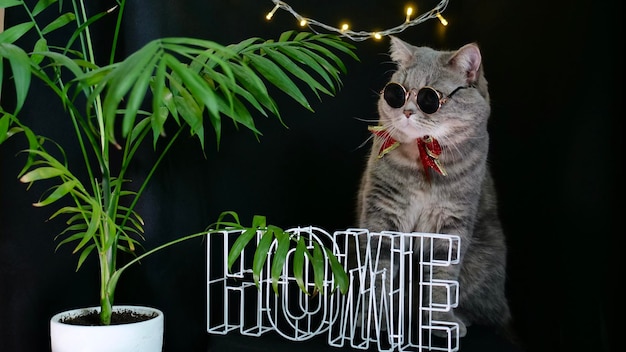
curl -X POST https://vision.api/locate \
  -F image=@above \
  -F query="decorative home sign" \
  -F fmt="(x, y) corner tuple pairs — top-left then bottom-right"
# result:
(206, 227), (461, 352)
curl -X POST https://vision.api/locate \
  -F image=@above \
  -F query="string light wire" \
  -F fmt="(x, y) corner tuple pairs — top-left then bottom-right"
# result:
(265, 0), (450, 41)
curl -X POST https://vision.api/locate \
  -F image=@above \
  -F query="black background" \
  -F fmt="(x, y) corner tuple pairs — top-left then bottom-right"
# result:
(0, 1), (622, 351)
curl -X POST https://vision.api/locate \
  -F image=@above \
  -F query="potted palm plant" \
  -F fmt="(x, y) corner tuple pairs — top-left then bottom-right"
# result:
(1, 1), (355, 350)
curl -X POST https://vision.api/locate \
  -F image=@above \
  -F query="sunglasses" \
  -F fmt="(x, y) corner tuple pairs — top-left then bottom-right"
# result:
(381, 82), (467, 114)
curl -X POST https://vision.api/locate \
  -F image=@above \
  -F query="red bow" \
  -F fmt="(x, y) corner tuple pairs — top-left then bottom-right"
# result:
(417, 135), (447, 178)
(368, 125), (399, 158)
(369, 126), (447, 179)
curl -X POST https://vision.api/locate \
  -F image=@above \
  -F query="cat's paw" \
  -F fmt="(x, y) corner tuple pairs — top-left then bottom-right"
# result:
(431, 320), (467, 338)
(431, 311), (467, 338)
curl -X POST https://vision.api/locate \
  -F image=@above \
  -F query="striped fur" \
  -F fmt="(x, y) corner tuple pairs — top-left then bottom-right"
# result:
(357, 38), (510, 337)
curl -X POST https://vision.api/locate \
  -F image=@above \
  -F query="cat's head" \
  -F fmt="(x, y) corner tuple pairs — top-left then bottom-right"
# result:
(377, 37), (491, 146)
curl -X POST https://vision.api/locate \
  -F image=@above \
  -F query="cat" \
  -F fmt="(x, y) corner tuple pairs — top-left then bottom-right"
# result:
(356, 37), (511, 339)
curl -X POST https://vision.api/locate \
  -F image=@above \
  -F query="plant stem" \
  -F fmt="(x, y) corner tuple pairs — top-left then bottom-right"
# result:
(99, 249), (113, 325)
(109, 0), (126, 65)
(115, 231), (209, 278)
(118, 126), (185, 229)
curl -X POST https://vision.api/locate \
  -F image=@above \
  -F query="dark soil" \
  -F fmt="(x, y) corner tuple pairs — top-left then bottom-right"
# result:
(60, 308), (158, 326)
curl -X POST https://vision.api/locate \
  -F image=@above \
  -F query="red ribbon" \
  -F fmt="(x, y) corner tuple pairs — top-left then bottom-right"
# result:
(369, 127), (447, 179)
(368, 125), (400, 158)
(417, 136), (447, 179)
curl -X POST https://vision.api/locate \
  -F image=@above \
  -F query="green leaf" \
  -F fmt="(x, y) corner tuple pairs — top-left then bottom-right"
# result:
(17, 149), (67, 177)
(325, 247), (349, 294)
(303, 41), (347, 75)
(316, 36), (359, 62)
(277, 45), (334, 91)
(226, 227), (256, 271)
(0, 22), (35, 44)
(311, 242), (325, 293)
(294, 32), (311, 42)
(166, 53), (217, 115)
(251, 215), (267, 228)
(0, 43), (32, 113)
(297, 46), (343, 86)
(246, 52), (312, 111)
(278, 30), (296, 43)
(71, 214), (97, 254)
(229, 63), (279, 117)
(48, 206), (86, 221)
(75, 64), (113, 87)
(33, 180), (78, 207)
(0, 1), (23, 9)
(32, 0), (58, 16)
(63, 8), (109, 55)
(166, 53), (219, 138)
(31, 38), (48, 65)
(122, 54), (159, 137)
(265, 47), (331, 98)
(270, 227), (290, 294)
(15, 127), (42, 177)
(55, 231), (89, 250)
(215, 92), (260, 136)
(0, 113), (10, 144)
(75, 244), (96, 271)
(57, 223), (89, 235)
(41, 13), (76, 35)
(102, 42), (159, 144)
(170, 83), (206, 145)
(37, 51), (85, 82)
(129, 115), (151, 144)
(218, 211), (241, 225)
(161, 84), (180, 126)
(252, 228), (274, 288)
(150, 57), (168, 146)
(292, 236), (309, 295)
(19, 166), (65, 182)
(208, 211), (245, 231)
(227, 37), (262, 54)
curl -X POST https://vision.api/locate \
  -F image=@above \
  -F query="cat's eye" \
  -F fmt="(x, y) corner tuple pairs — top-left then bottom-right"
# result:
(381, 82), (467, 114)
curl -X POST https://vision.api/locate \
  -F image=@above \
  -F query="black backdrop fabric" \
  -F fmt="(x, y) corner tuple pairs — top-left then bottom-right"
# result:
(0, 1), (621, 351)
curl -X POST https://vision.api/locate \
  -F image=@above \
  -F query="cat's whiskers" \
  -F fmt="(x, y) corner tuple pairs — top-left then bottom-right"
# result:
(355, 134), (376, 151)
(442, 137), (463, 160)
(355, 119), (397, 152)
(411, 117), (437, 137)
(440, 135), (464, 161)
(352, 116), (380, 123)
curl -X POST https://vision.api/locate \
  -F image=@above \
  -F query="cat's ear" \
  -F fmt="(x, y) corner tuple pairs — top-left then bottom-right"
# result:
(449, 43), (482, 84)
(389, 36), (415, 67)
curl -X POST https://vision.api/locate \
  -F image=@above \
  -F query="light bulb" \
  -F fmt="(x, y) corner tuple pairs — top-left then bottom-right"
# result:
(436, 13), (448, 26)
(266, 4), (280, 20)
(405, 6), (413, 22)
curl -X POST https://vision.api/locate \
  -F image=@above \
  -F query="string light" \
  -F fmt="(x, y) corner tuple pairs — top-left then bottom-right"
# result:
(266, 3), (280, 20)
(436, 12), (449, 26)
(265, 0), (450, 42)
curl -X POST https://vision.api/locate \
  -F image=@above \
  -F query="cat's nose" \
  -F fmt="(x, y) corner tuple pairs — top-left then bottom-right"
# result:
(404, 89), (418, 117)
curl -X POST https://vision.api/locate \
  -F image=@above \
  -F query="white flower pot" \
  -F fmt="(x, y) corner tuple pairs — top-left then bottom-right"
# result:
(50, 305), (164, 352)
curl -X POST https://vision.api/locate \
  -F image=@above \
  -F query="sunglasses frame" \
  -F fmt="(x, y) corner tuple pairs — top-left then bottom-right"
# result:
(381, 82), (467, 114)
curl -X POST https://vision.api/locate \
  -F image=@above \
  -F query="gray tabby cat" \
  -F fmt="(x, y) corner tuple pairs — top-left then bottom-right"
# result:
(356, 37), (510, 338)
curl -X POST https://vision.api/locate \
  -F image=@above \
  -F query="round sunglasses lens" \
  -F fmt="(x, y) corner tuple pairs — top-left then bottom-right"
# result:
(383, 83), (406, 108)
(417, 88), (440, 114)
